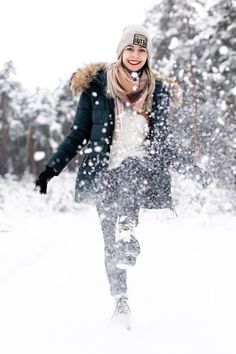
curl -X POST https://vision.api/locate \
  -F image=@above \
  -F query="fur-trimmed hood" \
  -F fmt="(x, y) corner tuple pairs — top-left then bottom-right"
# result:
(70, 62), (183, 108)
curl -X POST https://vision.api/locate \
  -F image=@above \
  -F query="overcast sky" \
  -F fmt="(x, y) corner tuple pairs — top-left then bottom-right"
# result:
(1, 0), (156, 92)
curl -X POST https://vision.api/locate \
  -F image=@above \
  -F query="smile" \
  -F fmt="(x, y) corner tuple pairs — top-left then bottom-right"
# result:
(128, 60), (140, 65)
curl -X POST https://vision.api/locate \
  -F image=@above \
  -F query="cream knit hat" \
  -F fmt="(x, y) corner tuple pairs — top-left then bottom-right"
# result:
(116, 24), (152, 59)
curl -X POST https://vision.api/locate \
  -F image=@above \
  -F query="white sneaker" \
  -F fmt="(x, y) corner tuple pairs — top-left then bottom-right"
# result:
(111, 294), (131, 330)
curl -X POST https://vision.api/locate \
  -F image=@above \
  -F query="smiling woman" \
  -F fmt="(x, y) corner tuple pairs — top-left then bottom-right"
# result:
(35, 23), (212, 330)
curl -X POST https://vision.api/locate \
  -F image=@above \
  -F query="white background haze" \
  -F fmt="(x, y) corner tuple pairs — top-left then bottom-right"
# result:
(0, 0), (156, 92)
(0, 0), (219, 91)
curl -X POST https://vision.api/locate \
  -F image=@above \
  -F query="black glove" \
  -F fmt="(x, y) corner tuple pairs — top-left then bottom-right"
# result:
(35, 166), (57, 194)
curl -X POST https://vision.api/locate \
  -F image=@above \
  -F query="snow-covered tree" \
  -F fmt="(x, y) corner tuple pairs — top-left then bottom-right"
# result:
(144, 0), (236, 188)
(0, 61), (24, 175)
(199, 0), (236, 185)
(53, 80), (79, 171)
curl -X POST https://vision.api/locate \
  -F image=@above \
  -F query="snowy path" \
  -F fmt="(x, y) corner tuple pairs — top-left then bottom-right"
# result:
(1, 208), (236, 354)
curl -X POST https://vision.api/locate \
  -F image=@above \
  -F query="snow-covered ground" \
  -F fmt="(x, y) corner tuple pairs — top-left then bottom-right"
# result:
(1, 173), (236, 354)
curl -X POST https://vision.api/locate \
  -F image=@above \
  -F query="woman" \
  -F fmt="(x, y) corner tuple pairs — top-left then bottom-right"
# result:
(36, 25), (211, 329)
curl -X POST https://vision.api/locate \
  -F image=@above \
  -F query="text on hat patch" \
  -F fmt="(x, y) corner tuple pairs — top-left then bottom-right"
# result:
(133, 34), (148, 48)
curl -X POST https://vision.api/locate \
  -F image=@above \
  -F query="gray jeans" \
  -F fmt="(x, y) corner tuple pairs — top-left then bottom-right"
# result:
(96, 157), (148, 296)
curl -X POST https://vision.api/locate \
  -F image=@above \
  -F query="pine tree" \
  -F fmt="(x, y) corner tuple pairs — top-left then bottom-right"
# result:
(22, 88), (57, 175)
(144, 0), (236, 187)
(0, 61), (23, 175)
(198, 0), (236, 185)
(145, 0), (206, 157)
(54, 80), (80, 171)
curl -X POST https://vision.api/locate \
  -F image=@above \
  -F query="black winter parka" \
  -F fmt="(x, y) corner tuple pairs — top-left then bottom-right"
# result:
(47, 63), (196, 209)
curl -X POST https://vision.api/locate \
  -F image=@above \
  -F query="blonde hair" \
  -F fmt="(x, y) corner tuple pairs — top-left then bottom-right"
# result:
(106, 57), (156, 112)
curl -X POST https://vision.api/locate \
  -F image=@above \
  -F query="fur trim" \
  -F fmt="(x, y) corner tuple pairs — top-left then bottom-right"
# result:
(70, 62), (107, 96)
(70, 62), (182, 108)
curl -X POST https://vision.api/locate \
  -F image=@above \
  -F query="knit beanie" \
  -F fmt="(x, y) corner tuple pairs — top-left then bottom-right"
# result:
(116, 24), (152, 59)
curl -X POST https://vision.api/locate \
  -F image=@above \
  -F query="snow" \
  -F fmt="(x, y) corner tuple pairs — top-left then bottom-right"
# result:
(231, 87), (236, 96)
(1, 173), (236, 354)
(34, 151), (46, 161)
(168, 37), (179, 50)
(219, 46), (229, 56)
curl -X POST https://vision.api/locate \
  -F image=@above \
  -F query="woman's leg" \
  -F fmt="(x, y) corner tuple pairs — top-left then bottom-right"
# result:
(96, 170), (127, 297)
(117, 156), (148, 222)
(96, 205), (127, 296)
(114, 157), (148, 266)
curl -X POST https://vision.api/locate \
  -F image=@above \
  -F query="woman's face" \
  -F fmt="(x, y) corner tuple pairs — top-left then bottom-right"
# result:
(122, 44), (148, 72)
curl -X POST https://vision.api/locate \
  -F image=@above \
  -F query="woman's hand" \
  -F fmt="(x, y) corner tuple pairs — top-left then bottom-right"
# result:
(35, 166), (57, 194)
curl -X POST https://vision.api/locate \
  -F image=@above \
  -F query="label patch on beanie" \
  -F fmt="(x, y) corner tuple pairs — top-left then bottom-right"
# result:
(133, 34), (148, 48)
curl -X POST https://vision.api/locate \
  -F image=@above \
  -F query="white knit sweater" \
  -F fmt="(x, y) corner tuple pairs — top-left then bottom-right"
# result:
(108, 110), (149, 170)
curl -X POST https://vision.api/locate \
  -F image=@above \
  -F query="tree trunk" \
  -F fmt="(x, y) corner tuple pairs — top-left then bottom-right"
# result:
(186, 3), (200, 158)
(0, 123), (9, 175)
(26, 123), (35, 174)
